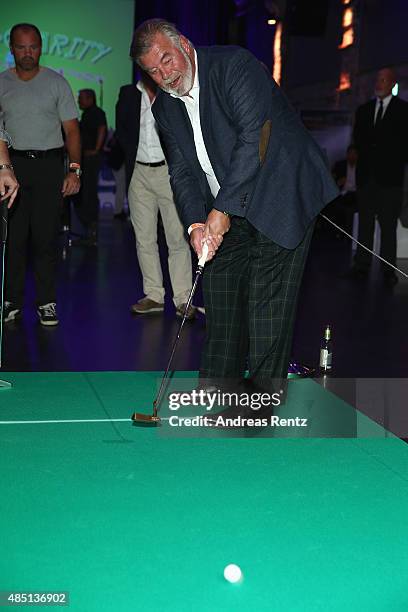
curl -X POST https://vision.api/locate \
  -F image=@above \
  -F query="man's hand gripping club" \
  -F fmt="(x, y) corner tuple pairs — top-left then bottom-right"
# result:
(190, 208), (231, 262)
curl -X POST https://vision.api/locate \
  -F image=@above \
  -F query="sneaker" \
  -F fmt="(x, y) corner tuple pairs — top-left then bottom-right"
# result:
(175, 303), (197, 320)
(2, 301), (22, 323)
(37, 302), (59, 326)
(130, 298), (164, 314)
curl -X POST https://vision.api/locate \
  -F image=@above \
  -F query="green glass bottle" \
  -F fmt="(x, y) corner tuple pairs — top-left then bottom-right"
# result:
(319, 325), (332, 372)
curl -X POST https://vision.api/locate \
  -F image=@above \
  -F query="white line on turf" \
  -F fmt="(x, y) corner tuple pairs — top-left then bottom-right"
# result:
(0, 417), (171, 425)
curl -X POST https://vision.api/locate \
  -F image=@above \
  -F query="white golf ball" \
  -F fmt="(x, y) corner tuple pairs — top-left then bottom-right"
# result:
(223, 564), (243, 583)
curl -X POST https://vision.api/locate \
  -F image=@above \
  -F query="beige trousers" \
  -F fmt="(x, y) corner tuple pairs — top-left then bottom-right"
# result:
(128, 162), (192, 305)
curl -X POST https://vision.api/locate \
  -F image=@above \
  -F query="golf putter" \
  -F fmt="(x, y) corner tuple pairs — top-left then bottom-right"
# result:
(0, 200), (11, 389)
(132, 242), (209, 425)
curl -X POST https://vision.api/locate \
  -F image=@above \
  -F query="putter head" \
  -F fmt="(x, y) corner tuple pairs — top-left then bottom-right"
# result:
(131, 411), (161, 425)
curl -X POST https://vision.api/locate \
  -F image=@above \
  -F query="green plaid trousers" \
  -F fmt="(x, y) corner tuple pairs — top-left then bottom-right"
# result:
(200, 217), (314, 393)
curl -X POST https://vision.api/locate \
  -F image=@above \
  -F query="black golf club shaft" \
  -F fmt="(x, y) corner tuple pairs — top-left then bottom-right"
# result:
(152, 264), (203, 418)
(1, 199), (8, 245)
(0, 199), (9, 369)
(152, 242), (209, 418)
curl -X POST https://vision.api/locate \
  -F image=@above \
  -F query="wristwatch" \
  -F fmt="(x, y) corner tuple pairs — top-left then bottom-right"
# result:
(69, 162), (82, 177)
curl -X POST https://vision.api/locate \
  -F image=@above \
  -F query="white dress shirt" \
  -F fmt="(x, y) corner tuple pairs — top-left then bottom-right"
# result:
(136, 81), (165, 164)
(173, 50), (220, 198)
(374, 93), (393, 124)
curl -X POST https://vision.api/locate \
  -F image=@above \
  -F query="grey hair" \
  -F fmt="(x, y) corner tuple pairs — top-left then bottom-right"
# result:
(130, 18), (189, 65)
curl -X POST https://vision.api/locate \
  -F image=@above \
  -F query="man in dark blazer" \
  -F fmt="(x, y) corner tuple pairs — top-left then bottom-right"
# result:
(116, 83), (140, 192)
(350, 68), (408, 286)
(129, 19), (338, 406)
(326, 145), (358, 237)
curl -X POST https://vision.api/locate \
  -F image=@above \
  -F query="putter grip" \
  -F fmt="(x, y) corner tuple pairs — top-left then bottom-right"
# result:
(198, 242), (209, 268)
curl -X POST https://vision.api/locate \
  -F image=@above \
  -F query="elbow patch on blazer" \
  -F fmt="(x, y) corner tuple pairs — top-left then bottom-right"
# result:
(259, 119), (271, 166)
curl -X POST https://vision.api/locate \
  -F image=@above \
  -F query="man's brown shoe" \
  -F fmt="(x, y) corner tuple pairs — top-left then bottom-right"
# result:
(131, 298), (164, 314)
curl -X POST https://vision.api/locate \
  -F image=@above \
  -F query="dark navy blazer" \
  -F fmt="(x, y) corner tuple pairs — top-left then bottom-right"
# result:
(115, 84), (142, 189)
(153, 46), (338, 249)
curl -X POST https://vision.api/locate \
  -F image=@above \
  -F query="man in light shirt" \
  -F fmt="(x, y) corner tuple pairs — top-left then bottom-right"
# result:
(129, 19), (338, 406)
(116, 71), (195, 319)
(349, 67), (408, 287)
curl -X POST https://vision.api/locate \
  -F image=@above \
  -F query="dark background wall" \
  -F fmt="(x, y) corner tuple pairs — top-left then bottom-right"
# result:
(282, 0), (408, 90)
(133, 0), (408, 101)
(359, 0), (408, 72)
(134, 0), (234, 47)
(133, 0), (276, 71)
(283, 0), (342, 88)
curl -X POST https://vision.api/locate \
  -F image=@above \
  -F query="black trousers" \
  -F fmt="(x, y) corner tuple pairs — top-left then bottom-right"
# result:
(74, 154), (102, 230)
(354, 179), (403, 272)
(325, 191), (357, 236)
(200, 218), (314, 394)
(6, 155), (64, 307)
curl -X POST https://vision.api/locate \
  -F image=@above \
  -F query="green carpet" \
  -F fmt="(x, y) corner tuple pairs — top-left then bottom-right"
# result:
(1, 372), (407, 611)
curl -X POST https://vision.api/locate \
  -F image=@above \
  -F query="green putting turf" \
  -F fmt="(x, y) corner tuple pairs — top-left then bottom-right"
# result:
(1, 372), (408, 611)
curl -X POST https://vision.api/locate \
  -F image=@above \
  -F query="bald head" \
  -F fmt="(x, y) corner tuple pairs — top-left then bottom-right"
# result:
(375, 68), (396, 99)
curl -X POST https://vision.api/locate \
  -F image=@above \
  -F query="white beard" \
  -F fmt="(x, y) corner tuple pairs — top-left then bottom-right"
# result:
(161, 47), (193, 97)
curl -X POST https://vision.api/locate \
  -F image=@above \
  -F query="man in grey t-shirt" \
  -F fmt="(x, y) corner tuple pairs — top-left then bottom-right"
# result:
(0, 22), (81, 326)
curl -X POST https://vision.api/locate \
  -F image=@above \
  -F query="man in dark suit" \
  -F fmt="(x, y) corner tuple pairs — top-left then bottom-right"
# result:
(115, 83), (140, 192)
(129, 19), (338, 404)
(350, 68), (408, 286)
(326, 145), (358, 237)
(73, 89), (107, 247)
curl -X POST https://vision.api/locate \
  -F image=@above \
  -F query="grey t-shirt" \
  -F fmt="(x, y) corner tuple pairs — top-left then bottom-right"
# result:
(0, 127), (11, 146)
(0, 67), (78, 150)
